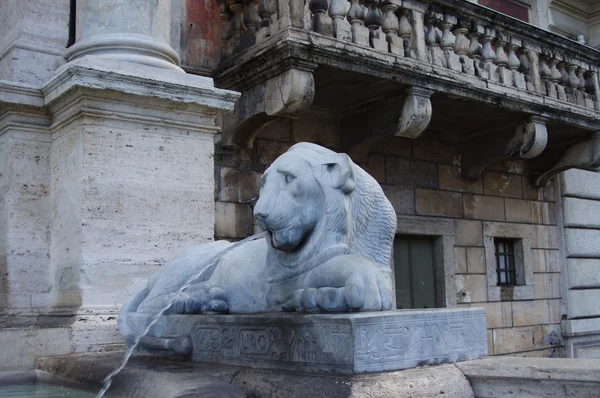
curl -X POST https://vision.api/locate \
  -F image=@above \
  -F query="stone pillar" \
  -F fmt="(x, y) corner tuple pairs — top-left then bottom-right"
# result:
(65, 0), (183, 72)
(0, 0), (70, 85)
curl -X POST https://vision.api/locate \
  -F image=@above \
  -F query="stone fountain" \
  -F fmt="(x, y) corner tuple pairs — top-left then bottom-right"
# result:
(113, 142), (487, 395)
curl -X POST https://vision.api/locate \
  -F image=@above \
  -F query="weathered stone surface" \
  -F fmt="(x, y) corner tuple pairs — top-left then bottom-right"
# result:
(412, 136), (456, 164)
(455, 220), (483, 246)
(457, 357), (600, 398)
(483, 171), (523, 198)
(365, 154), (386, 183)
(35, 352), (477, 398)
(218, 167), (261, 203)
(128, 309), (487, 374)
(561, 169), (600, 200)
(505, 198), (542, 224)
(381, 185), (415, 215)
(386, 157), (438, 188)
(533, 225), (559, 249)
(563, 197), (600, 228)
(455, 247), (467, 274)
(215, 202), (254, 238)
(569, 290), (600, 318)
(567, 258), (600, 289)
(416, 188), (463, 217)
(455, 275), (487, 303)
(512, 300), (550, 327)
(463, 194), (505, 221)
(466, 247), (486, 274)
(0, 328), (71, 371)
(438, 164), (483, 193)
(533, 273), (561, 300)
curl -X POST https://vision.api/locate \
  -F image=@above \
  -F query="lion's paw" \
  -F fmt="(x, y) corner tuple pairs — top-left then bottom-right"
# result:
(294, 272), (392, 313)
(167, 282), (229, 314)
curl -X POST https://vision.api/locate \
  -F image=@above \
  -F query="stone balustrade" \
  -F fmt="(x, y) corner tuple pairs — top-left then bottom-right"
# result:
(216, 0), (600, 113)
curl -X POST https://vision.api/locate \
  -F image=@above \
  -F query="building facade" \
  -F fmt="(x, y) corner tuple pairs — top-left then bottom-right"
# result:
(1, 0), (600, 370)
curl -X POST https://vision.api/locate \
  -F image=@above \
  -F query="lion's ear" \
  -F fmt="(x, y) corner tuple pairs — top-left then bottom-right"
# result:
(322, 153), (355, 194)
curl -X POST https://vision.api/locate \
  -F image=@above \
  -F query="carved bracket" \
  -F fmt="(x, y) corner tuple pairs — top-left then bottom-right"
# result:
(221, 68), (315, 148)
(462, 116), (548, 179)
(344, 86), (434, 164)
(533, 131), (600, 186)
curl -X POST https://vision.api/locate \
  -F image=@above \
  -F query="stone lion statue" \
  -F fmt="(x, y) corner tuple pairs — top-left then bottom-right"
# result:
(118, 142), (397, 353)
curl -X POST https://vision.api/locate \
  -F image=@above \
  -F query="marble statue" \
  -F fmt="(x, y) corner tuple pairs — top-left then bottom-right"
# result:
(118, 143), (397, 351)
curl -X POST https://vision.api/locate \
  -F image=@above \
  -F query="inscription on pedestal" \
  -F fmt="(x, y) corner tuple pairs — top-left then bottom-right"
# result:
(130, 308), (487, 374)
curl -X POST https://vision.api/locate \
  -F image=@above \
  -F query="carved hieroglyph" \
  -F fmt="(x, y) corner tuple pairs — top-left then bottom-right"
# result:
(119, 143), (397, 352)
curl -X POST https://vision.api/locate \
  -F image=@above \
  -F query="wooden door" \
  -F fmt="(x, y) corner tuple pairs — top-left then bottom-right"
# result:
(393, 236), (437, 309)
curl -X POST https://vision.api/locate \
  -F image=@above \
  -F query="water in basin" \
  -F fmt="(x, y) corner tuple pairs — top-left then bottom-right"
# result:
(0, 383), (98, 397)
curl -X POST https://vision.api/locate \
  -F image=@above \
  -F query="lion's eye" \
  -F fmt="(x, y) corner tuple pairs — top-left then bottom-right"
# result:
(285, 174), (295, 184)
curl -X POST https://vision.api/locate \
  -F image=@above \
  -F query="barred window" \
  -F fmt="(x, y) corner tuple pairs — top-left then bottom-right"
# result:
(495, 239), (516, 286)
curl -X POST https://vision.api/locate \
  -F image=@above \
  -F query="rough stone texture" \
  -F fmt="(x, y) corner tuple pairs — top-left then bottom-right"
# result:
(416, 188), (463, 217)
(34, 352), (476, 398)
(457, 357), (600, 398)
(482, 172), (523, 198)
(0, 0), (69, 85)
(567, 258), (600, 288)
(463, 194), (505, 221)
(563, 197), (600, 228)
(512, 300), (550, 327)
(381, 185), (415, 215)
(214, 202), (254, 238)
(0, 328), (71, 371)
(439, 164), (483, 193)
(128, 309), (487, 374)
(386, 157), (438, 189)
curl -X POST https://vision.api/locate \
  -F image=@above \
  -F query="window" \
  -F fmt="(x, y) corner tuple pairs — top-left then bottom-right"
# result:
(484, 222), (534, 301)
(479, 0), (530, 22)
(394, 236), (437, 309)
(495, 238), (517, 286)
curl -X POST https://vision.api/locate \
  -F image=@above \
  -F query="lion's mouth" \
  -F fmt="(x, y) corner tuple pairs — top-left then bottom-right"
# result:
(266, 227), (305, 252)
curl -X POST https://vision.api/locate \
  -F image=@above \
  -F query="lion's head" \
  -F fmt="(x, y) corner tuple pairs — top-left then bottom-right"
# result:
(254, 142), (397, 283)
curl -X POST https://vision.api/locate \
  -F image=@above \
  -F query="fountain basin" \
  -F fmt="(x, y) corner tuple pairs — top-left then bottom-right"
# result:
(128, 308), (487, 374)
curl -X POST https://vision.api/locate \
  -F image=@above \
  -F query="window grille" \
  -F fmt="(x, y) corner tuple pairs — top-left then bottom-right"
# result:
(495, 239), (516, 286)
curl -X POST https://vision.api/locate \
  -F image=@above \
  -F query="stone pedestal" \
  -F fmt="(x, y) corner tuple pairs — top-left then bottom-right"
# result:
(39, 57), (238, 353)
(129, 308), (487, 374)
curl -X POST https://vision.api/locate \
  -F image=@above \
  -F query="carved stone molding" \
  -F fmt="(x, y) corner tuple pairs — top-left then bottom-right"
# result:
(221, 68), (315, 148)
(534, 132), (600, 186)
(462, 116), (548, 179)
(344, 86), (434, 164)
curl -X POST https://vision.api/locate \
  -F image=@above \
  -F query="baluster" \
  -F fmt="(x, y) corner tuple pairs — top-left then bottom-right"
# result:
(229, 0), (248, 52)
(219, 2), (234, 57)
(453, 19), (471, 74)
(309, 0), (333, 36)
(506, 37), (524, 89)
(494, 32), (510, 84)
(329, 0), (351, 40)
(468, 22), (483, 77)
(518, 47), (533, 91)
(258, 0), (276, 37)
(244, 0), (262, 33)
(567, 61), (584, 105)
(539, 52), (553, 97)
(347, 0), (369, 46)
(556, 56), (569, 101)
(584, 71), (597, 109)
(440, 13), (460, 71)
(577, 67), (587, 92)
(481, 27), (496, 81)
(546, 53), (561, 98)
(397, 9), (412, 58)
(364, 0), (387, 51)
(425, 8), (443, 67)
(380, 2), (401, 54)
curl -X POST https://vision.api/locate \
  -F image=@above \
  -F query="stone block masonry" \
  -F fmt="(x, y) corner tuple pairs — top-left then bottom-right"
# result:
(217, 128), (563, 358)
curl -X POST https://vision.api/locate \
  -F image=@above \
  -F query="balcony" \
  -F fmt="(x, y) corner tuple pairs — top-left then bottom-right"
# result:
(213, 0), (600, 185)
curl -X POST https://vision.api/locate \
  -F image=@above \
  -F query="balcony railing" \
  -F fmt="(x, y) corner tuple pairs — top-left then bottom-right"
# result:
(217, 0), (599, 111)
(215, 0), (600, 185)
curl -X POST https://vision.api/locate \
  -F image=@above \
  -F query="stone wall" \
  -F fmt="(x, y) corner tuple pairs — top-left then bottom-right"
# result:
(559, 169), (600, 358)
(215, 120), (564, 357)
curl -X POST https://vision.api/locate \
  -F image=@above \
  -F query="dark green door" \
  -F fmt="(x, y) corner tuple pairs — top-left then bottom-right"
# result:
(394, 236), (437, 309)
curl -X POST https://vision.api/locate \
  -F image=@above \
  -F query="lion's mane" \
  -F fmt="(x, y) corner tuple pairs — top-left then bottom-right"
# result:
(286, 143), (397, 272)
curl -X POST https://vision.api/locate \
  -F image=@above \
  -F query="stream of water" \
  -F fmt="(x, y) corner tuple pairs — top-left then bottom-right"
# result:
(95, 232), (267, 398)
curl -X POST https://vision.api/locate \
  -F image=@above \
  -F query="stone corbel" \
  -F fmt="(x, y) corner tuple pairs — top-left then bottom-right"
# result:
(533, 131), (600, 186)
(221, 68), (315, 148)
(462, 116), (548, 179)
(344, 86), (434, 164)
